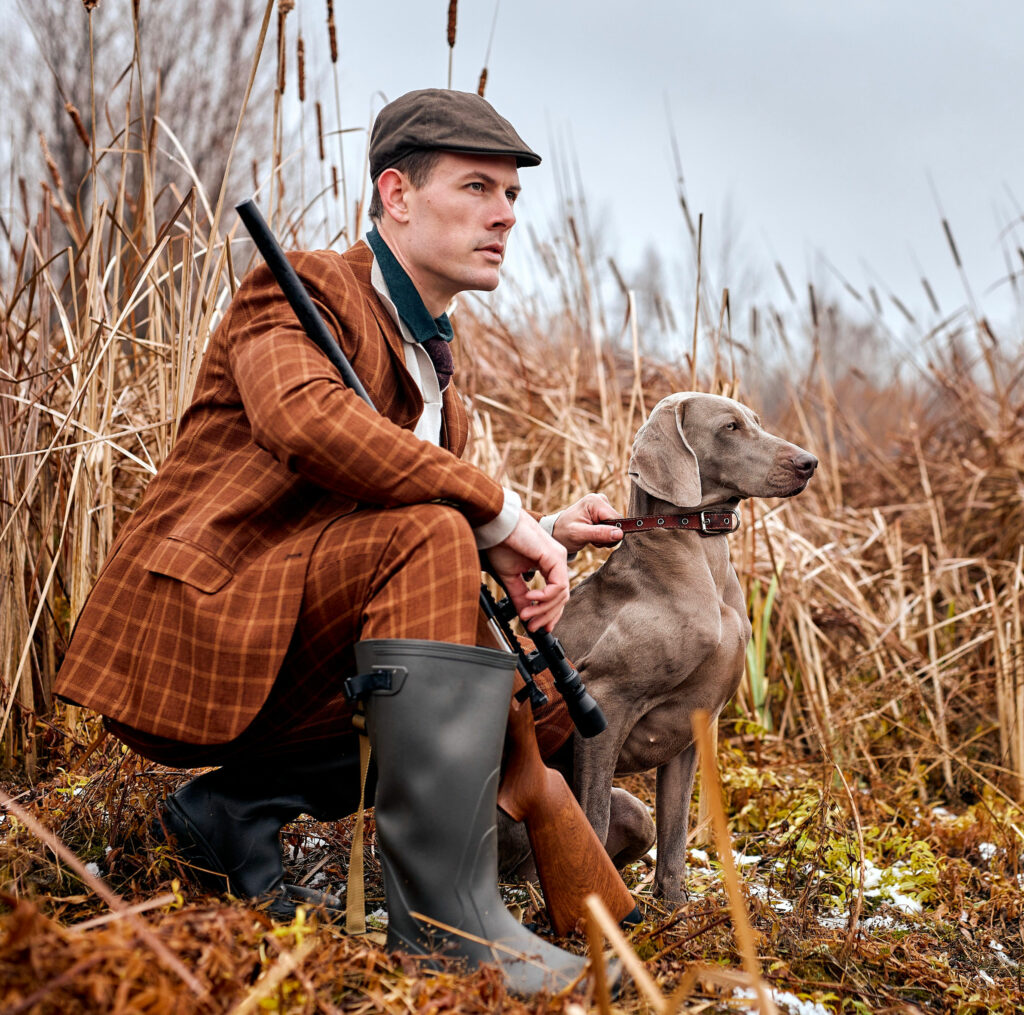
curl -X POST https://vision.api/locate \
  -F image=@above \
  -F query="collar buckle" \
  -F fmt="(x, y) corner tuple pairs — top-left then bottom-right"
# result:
(699, 509), (740, 535)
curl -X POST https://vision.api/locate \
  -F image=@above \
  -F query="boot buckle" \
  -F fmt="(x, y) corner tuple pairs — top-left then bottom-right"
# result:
(343, 666), (408, 702)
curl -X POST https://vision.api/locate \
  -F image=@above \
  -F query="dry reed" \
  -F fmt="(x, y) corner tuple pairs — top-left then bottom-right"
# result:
(2, 4), (1024, 1011)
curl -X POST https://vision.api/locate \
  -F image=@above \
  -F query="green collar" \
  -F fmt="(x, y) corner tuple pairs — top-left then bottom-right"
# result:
(366, 227), (453, 345)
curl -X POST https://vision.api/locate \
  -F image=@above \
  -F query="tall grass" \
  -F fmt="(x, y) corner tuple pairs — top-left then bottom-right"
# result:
(2, 1), (1023, 823)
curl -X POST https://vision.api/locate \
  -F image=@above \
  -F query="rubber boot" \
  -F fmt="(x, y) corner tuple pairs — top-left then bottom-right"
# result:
(356, 638), (589, 995)
(159, 749), (375, 918)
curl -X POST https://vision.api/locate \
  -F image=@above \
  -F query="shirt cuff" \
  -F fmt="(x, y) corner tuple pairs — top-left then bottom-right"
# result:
(539, 512), (560, 537)
(540, 510), (578, 562)
(474, 487), (522, 549)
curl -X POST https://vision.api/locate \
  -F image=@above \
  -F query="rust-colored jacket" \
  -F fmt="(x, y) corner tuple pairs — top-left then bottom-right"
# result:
(56, 242), (505, 744)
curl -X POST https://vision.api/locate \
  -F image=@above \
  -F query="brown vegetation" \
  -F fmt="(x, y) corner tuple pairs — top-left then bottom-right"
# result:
(2, 2), (1024, 1012)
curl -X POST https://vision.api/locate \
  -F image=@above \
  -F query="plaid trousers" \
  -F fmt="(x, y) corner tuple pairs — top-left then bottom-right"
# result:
(108, 502), (482, 767)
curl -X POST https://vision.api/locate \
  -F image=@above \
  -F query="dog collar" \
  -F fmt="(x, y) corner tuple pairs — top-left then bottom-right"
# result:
(610, 509), (740, 537)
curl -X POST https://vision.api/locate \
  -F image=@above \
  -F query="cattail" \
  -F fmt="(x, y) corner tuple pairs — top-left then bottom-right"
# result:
(477, 67), (488, 97)
(446, 0), (457, 86)
(38, 132), (64, 194)
(326, 0), (338, 64)
(252, 159), (260, 192)
(65, 102), (91, 148)
(331, 165), (339, 198)
(315, 101), (325, 161)
(41, 180), (73, 233)
(447, 0), (458, 48)
(297, 35), (306, 102)
(82, 0), (99, 9)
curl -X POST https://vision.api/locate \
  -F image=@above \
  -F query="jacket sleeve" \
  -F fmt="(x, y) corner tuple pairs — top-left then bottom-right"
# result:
(227, 255), (506, 528)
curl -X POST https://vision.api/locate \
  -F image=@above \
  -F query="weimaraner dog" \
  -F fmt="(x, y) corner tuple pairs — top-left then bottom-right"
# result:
(546, 392), (817, 903)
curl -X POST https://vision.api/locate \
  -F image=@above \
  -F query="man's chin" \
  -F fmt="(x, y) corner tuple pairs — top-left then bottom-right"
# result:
(462, 271), (502, 293)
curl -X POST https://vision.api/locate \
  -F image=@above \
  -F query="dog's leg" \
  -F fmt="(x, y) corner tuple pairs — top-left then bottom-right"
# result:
(573, 725), (626, 849)
(653, 742), (698, 903)
(605, 787), (655, 868)
(496, 809), (537, 880)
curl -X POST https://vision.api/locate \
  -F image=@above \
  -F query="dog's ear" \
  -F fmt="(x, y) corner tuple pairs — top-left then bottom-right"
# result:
(628, 396), (701, 507)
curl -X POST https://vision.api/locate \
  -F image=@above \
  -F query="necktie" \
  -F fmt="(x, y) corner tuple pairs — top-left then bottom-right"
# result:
(423, 336), (453, 391)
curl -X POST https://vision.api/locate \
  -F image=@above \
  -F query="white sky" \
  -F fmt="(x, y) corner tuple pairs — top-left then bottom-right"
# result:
(299, 0), (1024, 333)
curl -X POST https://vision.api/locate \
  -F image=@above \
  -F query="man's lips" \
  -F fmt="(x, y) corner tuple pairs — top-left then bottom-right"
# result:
(478, 243), (504, 261)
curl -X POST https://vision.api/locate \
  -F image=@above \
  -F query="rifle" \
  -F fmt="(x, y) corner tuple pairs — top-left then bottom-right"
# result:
(236, 199), (637, 932)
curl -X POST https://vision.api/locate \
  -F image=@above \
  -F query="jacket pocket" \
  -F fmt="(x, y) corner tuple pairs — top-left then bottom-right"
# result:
(143, 536), (233, 593)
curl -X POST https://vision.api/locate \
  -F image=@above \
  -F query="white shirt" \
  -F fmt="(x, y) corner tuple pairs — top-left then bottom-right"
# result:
(368, 253), (527, 549)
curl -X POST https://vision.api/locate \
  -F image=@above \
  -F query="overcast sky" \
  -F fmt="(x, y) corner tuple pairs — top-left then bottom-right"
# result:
(296, 0), (1023, 334)
(7, 2), (1022, 339)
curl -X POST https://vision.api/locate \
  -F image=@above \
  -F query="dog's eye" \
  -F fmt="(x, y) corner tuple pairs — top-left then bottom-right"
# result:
(723, 421), (740, 431)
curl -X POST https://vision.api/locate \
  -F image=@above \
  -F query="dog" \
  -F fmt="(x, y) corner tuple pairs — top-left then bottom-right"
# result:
(529, 391), (817, 903)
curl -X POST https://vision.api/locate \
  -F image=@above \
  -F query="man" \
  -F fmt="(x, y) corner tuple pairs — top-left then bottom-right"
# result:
(56, 89), (623, 991)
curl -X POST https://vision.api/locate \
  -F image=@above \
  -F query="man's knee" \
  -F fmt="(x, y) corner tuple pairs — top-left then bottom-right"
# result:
(404, 503), (479, 569)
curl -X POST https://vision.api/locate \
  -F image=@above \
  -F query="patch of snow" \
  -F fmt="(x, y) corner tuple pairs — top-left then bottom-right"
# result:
(84, 862), (101, 877)
(816, 908), (914, 933)
(733, 986), (833, 1015)
(931, 806), (955, 821)
(845, 858), (924, 914)
(978, 842), (997, 861)
(886, 890), (923, 915)
(862, 912), (913, 930)
(367, 907), (388, 929)
(734, 852), (762, 866)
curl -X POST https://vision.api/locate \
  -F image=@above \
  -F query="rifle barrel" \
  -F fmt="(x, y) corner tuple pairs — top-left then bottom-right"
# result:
(235, 199), (375, 409)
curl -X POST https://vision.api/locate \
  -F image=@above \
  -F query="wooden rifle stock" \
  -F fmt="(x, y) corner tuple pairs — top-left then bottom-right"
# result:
(497, 694), (638, 936)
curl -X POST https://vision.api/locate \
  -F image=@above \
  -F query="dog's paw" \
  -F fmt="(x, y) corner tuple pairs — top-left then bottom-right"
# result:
(652, 878), (689, 906)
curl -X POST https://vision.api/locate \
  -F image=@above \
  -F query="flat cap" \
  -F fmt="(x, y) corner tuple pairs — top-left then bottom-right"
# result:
(369, 88), (541, 179)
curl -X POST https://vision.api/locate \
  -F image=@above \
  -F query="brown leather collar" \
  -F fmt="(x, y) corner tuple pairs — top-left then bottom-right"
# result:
(610, 509), (740, 537)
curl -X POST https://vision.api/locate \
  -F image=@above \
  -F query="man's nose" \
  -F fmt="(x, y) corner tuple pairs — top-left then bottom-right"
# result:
(491, 195), (516, 228)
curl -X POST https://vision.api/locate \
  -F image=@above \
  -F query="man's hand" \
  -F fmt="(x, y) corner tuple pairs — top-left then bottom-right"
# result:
(551, 493), (624, 554)
(486, 513), (569, 632)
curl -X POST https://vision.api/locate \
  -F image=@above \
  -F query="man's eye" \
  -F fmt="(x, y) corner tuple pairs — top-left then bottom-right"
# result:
(506, 190), (518, 203)
(468, 181), (485, 192)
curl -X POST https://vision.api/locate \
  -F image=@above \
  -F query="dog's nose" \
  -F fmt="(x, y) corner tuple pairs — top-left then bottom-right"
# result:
(793, 452), (818, 476)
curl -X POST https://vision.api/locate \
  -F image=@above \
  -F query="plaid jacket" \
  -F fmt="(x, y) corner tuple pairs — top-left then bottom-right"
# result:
(56, 241), (505, 744)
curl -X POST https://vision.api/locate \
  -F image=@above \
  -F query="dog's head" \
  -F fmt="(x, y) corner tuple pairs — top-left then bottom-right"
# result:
(628, 392), (817, 508)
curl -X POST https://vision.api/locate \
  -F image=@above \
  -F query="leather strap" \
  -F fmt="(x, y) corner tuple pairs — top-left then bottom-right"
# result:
(345, 731), (372, 935)
(610, 509), (740, 536)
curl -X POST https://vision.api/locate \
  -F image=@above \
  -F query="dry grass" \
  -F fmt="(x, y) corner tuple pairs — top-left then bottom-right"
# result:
(3, 3), (1024, 1012)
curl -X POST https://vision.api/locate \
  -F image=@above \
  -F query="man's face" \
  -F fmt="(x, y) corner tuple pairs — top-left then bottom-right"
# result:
(385, 151), (521, 314)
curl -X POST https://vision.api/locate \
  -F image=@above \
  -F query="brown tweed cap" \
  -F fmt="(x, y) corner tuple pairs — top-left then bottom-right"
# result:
(369, 88), (541, 179)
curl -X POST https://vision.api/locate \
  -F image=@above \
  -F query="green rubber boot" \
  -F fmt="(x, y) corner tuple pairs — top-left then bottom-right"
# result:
(356, 639), (589, 995)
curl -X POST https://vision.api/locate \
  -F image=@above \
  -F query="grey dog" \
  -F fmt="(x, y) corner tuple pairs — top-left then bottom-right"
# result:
(500, 392), (817, 904)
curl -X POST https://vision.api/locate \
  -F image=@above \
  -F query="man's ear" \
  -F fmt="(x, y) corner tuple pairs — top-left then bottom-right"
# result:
(376, 168), (411, 223)
(627, 396), (702, 507)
